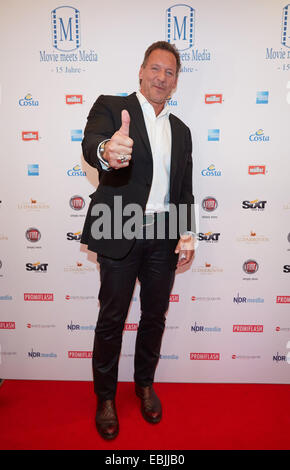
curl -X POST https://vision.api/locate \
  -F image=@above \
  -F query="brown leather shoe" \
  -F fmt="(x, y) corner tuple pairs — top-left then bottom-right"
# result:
(135, 384), (162, 424)
(95, 399), (119, 440)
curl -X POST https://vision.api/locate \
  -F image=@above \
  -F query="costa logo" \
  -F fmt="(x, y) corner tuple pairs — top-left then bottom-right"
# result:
(202, 197), (218, 212)
(70, 195), (85, 211)
(243, 259), (259, 274)
(25, 228), (41, 243)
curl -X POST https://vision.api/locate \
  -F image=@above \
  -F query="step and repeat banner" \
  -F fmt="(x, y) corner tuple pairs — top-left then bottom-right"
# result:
(0, 0), (290, 383)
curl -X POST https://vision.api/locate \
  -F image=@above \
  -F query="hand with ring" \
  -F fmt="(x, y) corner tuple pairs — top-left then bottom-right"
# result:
(102, 110), (133, 169)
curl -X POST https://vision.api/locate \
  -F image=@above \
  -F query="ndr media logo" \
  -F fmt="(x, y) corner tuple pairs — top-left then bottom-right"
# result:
(51, 6), (80, 51)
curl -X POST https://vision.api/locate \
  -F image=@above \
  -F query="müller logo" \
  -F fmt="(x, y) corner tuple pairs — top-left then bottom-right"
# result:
(24, 293), (54, 301)
(22, 131), (39, 141)
(205, 94), (222, 104)
(190, 353), (220, 360)
(66, 94), (83, 104)
(248, 165), (266, 175)
(233, 325), (263, 333)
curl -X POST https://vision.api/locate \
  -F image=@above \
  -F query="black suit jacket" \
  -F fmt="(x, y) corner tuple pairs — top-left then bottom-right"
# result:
(81, 92), (195, 260)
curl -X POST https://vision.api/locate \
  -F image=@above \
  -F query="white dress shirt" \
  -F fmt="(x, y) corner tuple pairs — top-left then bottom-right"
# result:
(136, 90), (171, 214)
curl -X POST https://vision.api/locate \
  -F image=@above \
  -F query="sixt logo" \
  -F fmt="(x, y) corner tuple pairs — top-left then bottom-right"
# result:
(198, 232), (220, 242)
(242, 199), (267, 210)
(166, 4), (195, 51)
(19, 93), (39, 106)
(249, 129), (270, 142)
(51, 6), (80, 52)
(67, 231), (82, 241)
(26, 262), (48, 272)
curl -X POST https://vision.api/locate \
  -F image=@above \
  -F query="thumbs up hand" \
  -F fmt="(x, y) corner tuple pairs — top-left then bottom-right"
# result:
(102, 110), (133, 169)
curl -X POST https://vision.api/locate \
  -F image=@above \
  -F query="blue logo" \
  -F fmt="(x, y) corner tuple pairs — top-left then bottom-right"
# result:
(201, 164), (222, 176)
(281, 5), (290, 47)
(256, 91), (269, 104)
(115, 93), (128, 96)
(249, 129), (270, 142)
(166, 4), (195, 51)
(67, 164), (86, 176)
(208, 129), (220, 141)
(19, 94), (39, 107)
(27, 164), (39, 176)
(71, 129), (83, 141)
(51, 6), (80, 52)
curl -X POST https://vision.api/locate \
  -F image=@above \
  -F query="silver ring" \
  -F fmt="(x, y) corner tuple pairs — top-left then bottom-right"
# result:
(119, 155), (128, 164)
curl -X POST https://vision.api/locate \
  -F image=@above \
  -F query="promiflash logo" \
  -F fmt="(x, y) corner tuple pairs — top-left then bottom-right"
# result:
(51, 6), (81, 52)
(166, 4), (195, 51)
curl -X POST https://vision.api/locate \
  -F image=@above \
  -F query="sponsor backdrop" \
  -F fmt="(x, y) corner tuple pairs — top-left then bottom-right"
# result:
(0, 0), (290, 383)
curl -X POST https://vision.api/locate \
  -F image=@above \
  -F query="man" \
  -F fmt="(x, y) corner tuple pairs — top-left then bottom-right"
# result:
(81, 41), (195, 440)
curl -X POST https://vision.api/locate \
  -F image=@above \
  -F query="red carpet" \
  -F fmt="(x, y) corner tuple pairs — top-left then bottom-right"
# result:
(0, 380), (289, 450)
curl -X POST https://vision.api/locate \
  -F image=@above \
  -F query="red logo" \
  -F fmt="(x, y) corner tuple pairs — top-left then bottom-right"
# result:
(276, 327), (280, 331)
(276, 296), (290, 303)
(66, 95), (83, 104)
(190, 353), (220, 360)
(205, 94), (222, 104)
(191, 296), (196, 301)
(248, 165), (266, 175)
(0, 322), (15, 329)
(233, 324), (263, 332)
(22, 131), (39, 141)
(170, 294), (179, 302)
(70, 195), (85, 210)
(124, 323), (138, 331)
(25, 228), (41, 243)
(24, 293), (54, 301)
(243, 259), (259, 274)
(68, 351), (92, 358)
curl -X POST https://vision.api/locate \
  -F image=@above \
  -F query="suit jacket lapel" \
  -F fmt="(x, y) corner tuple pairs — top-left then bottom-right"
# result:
(169, 113), (180, 189)
(125, 93), (152, 157)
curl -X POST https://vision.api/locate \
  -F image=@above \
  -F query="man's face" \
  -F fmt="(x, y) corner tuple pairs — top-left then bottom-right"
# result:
(139, 49), (178, 110)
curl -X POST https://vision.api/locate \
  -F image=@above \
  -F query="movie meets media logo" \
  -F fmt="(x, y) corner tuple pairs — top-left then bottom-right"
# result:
(39, 6), (98, 72)
(166, 4), (211, 73)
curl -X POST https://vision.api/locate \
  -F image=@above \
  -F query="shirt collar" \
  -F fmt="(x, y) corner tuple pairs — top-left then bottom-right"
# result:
(136, 90), (170, 119)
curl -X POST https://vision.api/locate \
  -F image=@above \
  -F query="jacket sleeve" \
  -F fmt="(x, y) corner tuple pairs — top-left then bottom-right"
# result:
(179, 127), (196, 234)
(81, 95), (117, 172)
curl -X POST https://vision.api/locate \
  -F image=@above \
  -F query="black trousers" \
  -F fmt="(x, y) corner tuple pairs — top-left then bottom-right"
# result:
(93, 215), (177, 400)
